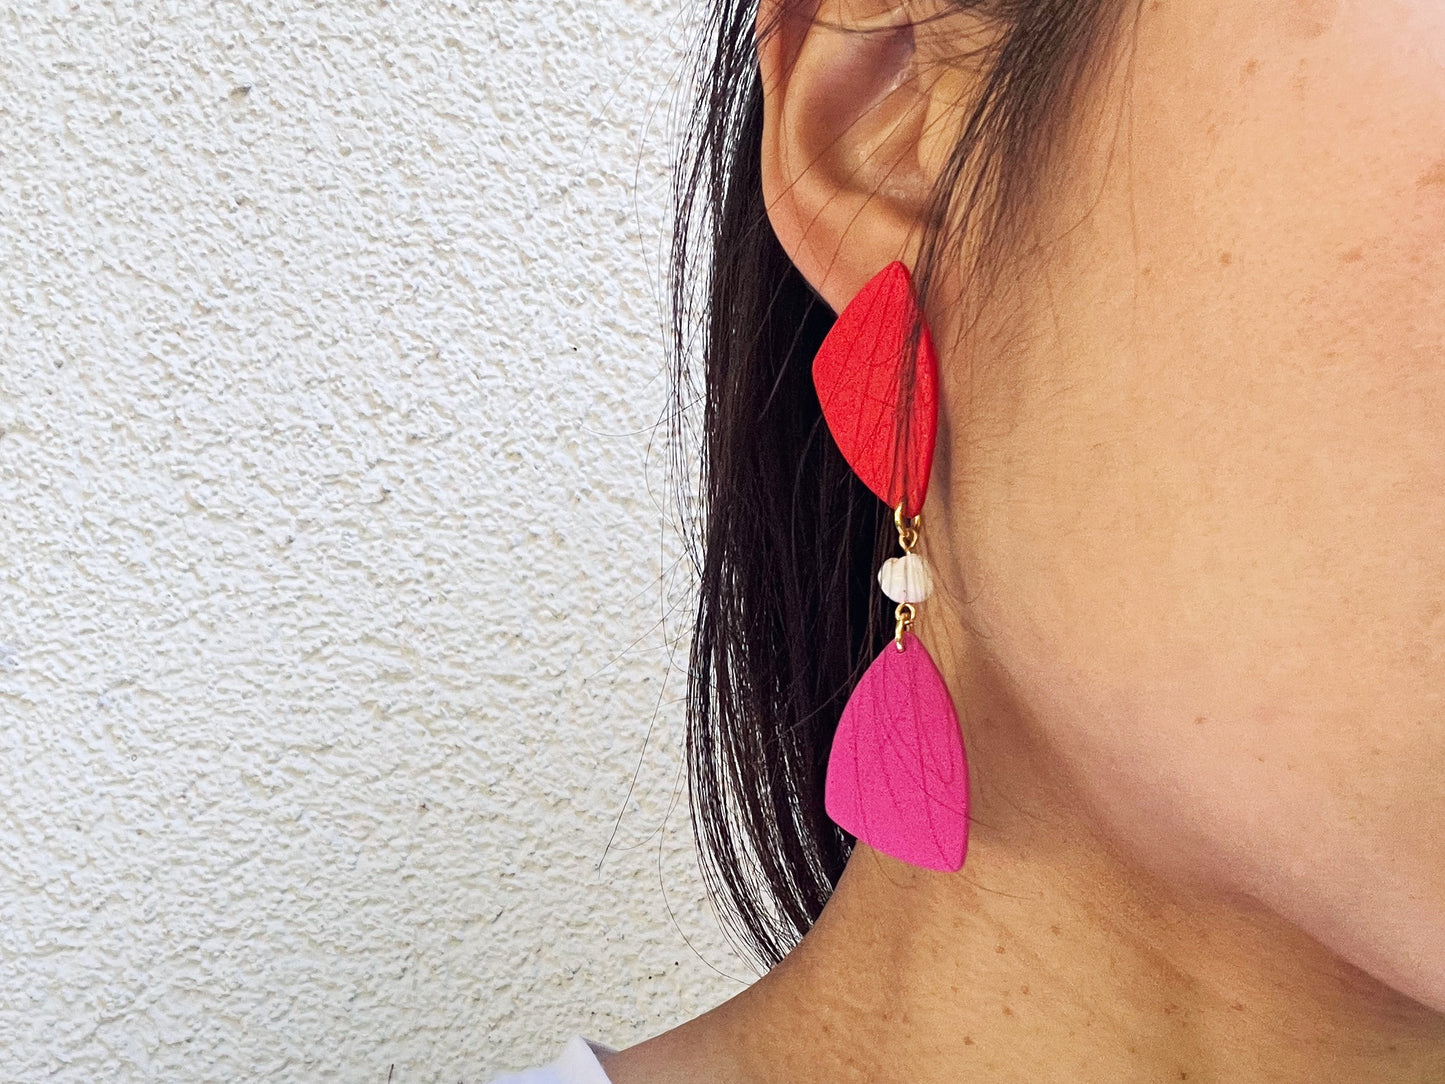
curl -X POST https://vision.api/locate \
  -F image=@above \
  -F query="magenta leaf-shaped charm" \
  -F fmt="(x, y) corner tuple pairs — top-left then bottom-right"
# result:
(824, 631), (969, 872)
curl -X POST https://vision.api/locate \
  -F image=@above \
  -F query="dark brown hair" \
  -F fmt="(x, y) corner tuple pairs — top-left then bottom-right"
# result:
(669, 0), (1126, 972)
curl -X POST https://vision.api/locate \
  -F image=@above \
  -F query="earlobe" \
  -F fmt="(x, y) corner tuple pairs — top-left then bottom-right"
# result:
(757, 0), (973, 312)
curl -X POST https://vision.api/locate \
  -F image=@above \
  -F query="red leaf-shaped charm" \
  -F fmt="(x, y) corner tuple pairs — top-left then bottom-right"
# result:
(811, 262), (938, 515)
(824, 632), (969, 872)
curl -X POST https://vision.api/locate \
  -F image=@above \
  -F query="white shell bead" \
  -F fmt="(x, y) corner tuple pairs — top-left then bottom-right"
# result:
(878, 554), (934, 604)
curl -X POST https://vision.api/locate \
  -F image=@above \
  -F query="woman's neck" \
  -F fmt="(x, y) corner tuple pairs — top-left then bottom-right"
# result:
(605, 801), (1444, 1084)
(715, 827), (1445, 1083)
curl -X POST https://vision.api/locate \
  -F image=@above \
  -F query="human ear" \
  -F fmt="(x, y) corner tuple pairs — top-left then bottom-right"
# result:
(757, 0), (987, 312)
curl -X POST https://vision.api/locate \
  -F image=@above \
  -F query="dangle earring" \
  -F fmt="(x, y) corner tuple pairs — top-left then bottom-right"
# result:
(812, 262), (970, 873)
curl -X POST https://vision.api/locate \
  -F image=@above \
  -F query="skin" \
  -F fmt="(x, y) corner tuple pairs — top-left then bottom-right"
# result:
(603, 0), (1445, 1079)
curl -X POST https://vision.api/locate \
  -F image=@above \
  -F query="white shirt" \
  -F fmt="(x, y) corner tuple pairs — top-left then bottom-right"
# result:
(488, 1035), (618, 1084)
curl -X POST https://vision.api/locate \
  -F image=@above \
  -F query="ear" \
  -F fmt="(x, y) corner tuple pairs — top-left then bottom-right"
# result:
(758, 0), (987, 312)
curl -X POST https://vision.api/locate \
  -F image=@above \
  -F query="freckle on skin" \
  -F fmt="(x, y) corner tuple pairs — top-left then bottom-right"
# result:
(1284, 0), (1339, 41)
(1241, 58), (1259, 78)
(1218, 253), (1231, 267)
(963, 1036), (974, 1046)
(1418, 159), (1445, 188)
(1002, 1006), (1014, 1016)
(1341, 247), (1363, 263)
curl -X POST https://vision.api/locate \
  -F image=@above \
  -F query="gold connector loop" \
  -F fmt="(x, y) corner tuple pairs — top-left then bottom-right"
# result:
(893, 502), (921, 554)
(894, 602), (916, 650)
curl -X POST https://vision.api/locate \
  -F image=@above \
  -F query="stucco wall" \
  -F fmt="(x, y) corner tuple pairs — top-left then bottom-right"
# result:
(0, 2), (751, 1079)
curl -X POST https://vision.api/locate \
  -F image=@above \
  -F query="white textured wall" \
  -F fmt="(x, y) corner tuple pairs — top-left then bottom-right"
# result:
(0, 2), (751, 1079)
